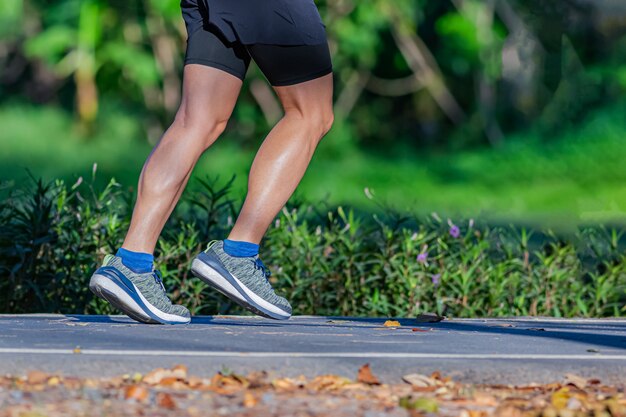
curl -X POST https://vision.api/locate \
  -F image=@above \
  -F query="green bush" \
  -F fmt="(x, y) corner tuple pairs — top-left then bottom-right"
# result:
(0, 174), (624, 318)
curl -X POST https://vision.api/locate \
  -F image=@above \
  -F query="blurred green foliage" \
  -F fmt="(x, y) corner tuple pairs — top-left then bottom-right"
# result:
(2, 0), (625, 147)
(1, 175), (624, 317)
(3, 101), (626, 224)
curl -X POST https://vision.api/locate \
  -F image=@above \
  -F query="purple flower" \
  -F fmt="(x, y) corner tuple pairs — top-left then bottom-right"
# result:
(449, 224), (460, 238)
(431, 273), (441, 287)
(417, 252), (428, 264)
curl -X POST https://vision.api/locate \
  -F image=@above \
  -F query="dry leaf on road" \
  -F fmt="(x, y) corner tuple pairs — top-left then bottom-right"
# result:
(143, 368), (169, 385)
(27, 370), (49, 385)
(156, 392), (177, 409)
(143, 365), (188, 386)
(124, 385), (149, 402)
(551, 387), (571, 409)
(357, 364), (381, 385)
(402, 373), (437, 388)
(383, 320), (401, 327)
(309, 375), (350, 391)
(2, 367), (625, 417)
(172, 364), (188, 379)
(243, 392), (258, 408)
(563, 373), (587, 389)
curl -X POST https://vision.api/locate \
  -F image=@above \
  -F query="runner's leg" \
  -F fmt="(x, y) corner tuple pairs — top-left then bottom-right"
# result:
(122, 65), (242, 254)
(228, 73), (334, 243)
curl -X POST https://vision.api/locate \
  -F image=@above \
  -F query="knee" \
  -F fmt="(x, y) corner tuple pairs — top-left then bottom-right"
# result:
(287, 106), (334, 140)
(308, 108), (334, 144)
(172, 106), (229, 149)
(320, 109), (334, 137)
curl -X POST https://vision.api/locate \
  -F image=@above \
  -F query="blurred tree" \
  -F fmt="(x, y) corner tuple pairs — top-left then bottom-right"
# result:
(0, 0), (623, 148)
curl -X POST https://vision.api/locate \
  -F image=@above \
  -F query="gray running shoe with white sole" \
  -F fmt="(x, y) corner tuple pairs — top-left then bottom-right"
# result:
(191, 240), (292, 320)
(89, 255), (191, 325)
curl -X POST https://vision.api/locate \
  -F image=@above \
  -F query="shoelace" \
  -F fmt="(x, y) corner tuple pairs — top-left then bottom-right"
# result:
(206, 240), (219, 251)
(152, 270), (167, 294)
(253, 258), (271, 281)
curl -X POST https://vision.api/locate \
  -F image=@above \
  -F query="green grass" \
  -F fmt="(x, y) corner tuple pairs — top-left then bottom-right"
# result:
(2, 102), (626, 226)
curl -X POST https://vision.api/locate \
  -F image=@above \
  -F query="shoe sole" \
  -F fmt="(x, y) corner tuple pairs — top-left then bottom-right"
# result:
(89, 269), (190, 325)
(191, 253), (291, 320)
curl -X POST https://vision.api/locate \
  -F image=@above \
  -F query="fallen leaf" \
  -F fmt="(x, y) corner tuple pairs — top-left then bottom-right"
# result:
(124, 385), (149, 402)
(402, 373), (436, 388)
(415, 313), (444, 323)
(243, 392), (258, 408)
(158, 377), (180, 386)
(357, 364), (381, 385)
(143, 368), (168, 385)
(272, 378), (298, 391)
(27, 371), (49, 385)
(47, 377), (60, 386)
(399, 396), (439, 412)
(563, 374), (587, 389)
(308, 375), (350, 391)
(188, 376), (205, 388)
(411, 328), (431, 332)
(551, 387), (570, 409)
(156, 392), (176, 409)
(383, 320), (401, 327)
(73, 346), (82, 354)
(211, 372), (249, 394)
(247, 371), (270, 389)
(172, 364), (188, 380)
(606, 398), (626, 416)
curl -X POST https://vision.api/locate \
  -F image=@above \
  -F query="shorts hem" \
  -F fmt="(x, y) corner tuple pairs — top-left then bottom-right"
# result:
(184, 59), (246, 81)
(270, 66), (333, 87)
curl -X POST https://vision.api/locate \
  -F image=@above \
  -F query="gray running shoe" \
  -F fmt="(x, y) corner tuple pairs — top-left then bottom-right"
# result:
(89, 255), (191, 325)
(191, 240), (292, 320)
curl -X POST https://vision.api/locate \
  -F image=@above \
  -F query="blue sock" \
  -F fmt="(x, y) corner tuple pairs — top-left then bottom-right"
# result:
(223, 239), (259, 257)
(116, 248), (154, 274)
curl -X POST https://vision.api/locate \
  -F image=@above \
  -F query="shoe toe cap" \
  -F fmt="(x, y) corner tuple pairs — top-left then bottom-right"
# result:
(275, 297), (292, 316)
(171, 304), (191, 319)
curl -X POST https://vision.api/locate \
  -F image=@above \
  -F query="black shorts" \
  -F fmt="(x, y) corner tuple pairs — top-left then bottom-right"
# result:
(182, 1), (333, 86)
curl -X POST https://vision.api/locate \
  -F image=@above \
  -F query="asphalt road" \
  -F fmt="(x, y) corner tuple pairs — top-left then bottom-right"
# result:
(0, 315), (625, 385)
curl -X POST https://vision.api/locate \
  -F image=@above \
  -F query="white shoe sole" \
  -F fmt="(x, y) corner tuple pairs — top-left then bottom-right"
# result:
(191, 259), (291, 320)
(90, 274), (190, 325)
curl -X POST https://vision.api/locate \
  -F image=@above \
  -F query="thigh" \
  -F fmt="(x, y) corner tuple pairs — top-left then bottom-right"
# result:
(247, 42), (332, 87)
(178, 64), (243, 125)
(272, 73), (333, 113)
